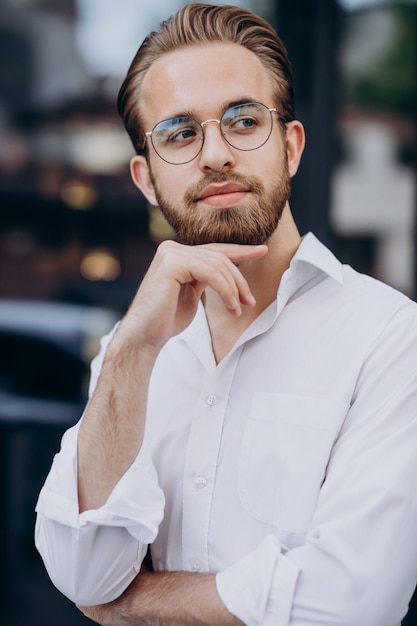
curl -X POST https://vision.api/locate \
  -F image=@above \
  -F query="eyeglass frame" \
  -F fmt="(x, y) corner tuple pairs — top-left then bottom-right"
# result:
(144, 101), (289, 165)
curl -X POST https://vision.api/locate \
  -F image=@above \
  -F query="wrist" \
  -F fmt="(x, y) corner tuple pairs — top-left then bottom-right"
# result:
(106, 321), (162, 364)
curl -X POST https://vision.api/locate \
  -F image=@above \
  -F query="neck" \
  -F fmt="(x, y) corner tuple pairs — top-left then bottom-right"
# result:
(203, 204), (301, 362)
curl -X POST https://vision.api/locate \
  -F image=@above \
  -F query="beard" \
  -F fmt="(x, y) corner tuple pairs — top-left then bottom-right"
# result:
(150, 156), (291, 246)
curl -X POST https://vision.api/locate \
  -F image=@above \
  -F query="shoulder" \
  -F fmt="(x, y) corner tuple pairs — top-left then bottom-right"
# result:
(341, 264), (417, 317)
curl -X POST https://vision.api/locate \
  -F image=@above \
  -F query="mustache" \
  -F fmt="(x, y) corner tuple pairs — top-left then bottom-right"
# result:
(184, 172), (264, 204)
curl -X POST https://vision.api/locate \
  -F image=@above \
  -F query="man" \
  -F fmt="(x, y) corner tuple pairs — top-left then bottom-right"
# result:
(35, 3), (417, 625)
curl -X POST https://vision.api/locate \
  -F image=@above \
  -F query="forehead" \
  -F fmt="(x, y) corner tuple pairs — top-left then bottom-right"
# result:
(140, 43), (274, 125)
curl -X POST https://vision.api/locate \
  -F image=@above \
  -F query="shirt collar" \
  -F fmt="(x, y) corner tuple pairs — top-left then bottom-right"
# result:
(290, 232), (343, 285)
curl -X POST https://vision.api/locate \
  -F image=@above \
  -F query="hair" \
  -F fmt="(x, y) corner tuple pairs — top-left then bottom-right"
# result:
(117, 2), (295, 156)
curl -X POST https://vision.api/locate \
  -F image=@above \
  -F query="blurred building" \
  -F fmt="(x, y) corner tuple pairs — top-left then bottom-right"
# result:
(331, 1), (416, 295)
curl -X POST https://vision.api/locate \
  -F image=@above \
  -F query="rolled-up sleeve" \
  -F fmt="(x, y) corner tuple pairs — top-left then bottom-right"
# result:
(35, 327), (165, 606)
(217, 535), (300, 626)
(35, 423), (165, 605)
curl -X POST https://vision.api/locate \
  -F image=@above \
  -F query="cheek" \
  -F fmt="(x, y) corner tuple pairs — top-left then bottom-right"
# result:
(152, 163), (194, 204)
(252, 135), (286, 174)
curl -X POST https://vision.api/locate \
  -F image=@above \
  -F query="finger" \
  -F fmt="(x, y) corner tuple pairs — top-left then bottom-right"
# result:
(153, 241), (259, 316)
(201, 242), (268, 264)
(182, 250), (254, 315)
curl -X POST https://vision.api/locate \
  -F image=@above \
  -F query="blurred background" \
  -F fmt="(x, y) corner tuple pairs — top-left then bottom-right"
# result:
(0, 0), (416, 624)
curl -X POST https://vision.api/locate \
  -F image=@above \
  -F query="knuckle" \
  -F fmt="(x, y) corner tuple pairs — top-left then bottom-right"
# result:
(156, 240), (181, 265)
(158, 239), (177, 254)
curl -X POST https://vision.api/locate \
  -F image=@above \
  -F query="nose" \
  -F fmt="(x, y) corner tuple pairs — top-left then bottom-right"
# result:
(198, 119), (236, 173)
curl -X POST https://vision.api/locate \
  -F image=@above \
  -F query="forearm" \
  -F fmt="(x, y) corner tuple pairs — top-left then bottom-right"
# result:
(77, 325), (159, 512)
(78, 570), (243, 626)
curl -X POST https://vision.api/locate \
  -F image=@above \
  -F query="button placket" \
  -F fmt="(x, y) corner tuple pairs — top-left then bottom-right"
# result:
(182, 349), (243, 572)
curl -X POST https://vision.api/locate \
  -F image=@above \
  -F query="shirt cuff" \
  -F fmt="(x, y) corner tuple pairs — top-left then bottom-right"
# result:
(216, 535), (300, 626)
(35, 422), (165, 544)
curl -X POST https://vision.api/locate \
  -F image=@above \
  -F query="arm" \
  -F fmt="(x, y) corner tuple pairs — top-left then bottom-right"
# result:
(74, 241), (266, 620)
(78, 571), (243, 626)
(35, 240), (267, 605)
(77, 240), (267, 512)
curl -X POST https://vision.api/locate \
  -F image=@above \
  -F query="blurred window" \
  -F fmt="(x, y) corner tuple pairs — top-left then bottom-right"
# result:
(332, 0), (416, 296)
(0, 332), (87, 401)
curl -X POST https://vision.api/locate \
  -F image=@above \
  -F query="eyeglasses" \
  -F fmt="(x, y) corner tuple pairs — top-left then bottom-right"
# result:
(144, 102), (287, 165)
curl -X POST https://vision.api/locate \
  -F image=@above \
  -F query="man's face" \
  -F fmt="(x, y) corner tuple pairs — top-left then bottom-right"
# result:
(133, 43), (293, 246)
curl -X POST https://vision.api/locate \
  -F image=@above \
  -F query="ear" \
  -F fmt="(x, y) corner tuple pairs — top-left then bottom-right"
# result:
(130, 155), (158, 206)
(285, 120), (305, 178)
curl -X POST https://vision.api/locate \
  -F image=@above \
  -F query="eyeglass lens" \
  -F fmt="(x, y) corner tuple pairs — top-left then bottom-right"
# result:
(149, 102), (274, 165)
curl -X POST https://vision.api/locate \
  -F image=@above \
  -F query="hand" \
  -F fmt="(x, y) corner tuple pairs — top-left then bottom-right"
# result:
(120, 240), (268, 350)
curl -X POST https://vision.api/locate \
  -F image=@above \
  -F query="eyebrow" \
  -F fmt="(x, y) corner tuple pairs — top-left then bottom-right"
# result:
(165, 97), (260, 122)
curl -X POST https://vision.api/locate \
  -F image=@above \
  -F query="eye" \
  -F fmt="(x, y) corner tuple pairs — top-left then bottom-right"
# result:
(167, 126), (199, 144)
(233, 116), (258, 131)
(222, 105), (262, 134)
(154, 117), (201, 146)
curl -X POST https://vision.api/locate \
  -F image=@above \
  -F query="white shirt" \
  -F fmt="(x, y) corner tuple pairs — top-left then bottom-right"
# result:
(35, 234), (417, 625)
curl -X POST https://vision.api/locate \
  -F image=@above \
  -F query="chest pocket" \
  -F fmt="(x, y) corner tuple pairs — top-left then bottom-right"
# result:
(238, 393), (349, 533)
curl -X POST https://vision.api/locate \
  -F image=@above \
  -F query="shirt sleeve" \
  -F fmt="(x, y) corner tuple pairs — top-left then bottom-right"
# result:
(216, 535), (300, 626)
(217, 305), (417, 626)
(34, 329), (166, 606)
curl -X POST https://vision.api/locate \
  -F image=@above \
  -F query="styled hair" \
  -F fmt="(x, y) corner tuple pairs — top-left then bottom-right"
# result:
(117, 2), (294, 156)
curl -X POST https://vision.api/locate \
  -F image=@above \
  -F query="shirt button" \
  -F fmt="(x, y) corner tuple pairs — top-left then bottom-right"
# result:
(195, 475), (207, 489)
(206, 394), (217, 406)
(190, 560), (201, 572)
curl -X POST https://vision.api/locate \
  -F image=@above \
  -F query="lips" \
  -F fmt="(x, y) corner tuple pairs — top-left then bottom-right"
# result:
(198, 182), (249, 200)
(196, 182), (249, 208)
